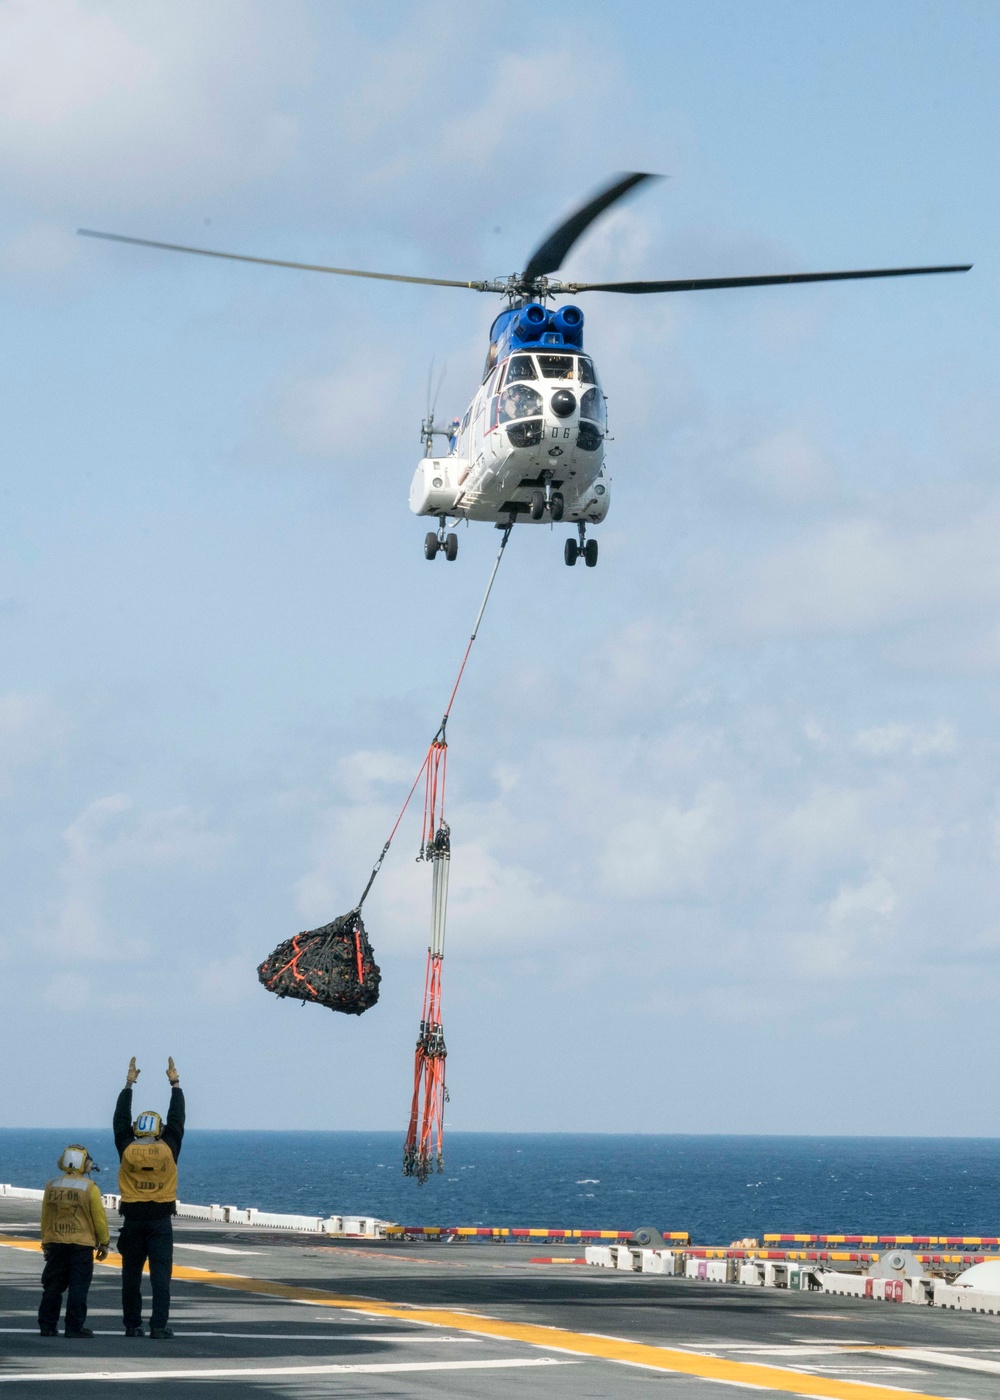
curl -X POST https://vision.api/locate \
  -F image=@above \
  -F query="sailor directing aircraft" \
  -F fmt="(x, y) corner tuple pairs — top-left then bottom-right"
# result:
(113, 1055), (185, 1339)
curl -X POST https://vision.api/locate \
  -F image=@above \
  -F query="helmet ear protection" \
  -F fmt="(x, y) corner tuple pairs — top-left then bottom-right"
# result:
(133, 1111), (162, 1138)
(58, 1145), (98, 1174)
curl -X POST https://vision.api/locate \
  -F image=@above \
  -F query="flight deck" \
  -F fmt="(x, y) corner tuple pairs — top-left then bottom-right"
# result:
(5, 1197), (1000, 1398)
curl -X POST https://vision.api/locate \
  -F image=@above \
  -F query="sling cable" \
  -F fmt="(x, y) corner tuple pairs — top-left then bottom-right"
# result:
(259, 525), (514, 1181)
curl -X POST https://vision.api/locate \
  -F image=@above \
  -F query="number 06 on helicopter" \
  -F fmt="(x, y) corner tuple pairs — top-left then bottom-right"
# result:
(78, 173), (969, 568)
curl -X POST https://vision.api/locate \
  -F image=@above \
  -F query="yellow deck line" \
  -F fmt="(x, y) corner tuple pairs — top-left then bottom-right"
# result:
(0, 1235), (951, 1400)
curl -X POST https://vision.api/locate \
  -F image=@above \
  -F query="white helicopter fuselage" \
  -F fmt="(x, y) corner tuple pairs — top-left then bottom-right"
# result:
(409, 330), (610, 531)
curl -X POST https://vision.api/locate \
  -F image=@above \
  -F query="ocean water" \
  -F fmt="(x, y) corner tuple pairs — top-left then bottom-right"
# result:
(2, 1132), (999, 1242)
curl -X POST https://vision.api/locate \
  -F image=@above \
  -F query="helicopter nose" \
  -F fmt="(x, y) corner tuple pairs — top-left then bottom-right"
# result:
(550, 389), (577, 418)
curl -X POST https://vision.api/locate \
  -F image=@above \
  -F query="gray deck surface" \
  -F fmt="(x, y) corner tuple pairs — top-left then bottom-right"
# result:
(4, 1198), (1000, 1397)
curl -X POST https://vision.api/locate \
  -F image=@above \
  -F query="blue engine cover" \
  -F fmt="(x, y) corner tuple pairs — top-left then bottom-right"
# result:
(490, 303), (585, 359)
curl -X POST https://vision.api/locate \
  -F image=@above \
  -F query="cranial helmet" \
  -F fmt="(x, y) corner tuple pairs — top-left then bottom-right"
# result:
(133, 1111), (162, 1138)
(58, 1145), (98, 1174)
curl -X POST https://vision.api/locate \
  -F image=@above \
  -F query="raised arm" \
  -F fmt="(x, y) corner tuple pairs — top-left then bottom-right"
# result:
(163, 1057), (185, 1161)
(113, 1057), (140, 1157)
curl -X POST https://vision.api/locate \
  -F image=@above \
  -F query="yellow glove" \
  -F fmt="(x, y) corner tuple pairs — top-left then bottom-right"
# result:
(95, 1244), (109, 1262)
(166, 1057), (179, 1086)
(126, 1057), (140, 1085)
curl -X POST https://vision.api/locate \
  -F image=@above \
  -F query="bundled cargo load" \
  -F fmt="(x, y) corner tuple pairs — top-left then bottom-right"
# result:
(257, 911), (380, 1015)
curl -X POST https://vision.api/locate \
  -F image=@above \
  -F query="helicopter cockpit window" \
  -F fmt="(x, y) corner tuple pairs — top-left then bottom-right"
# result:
(580, 386), (607, 427)
(578, 357), (597, 384)
(506, 355), (537, 382)
(498, 383), (543, 423)
(483, 340), (499, 380)
(537, 355), (575, 379)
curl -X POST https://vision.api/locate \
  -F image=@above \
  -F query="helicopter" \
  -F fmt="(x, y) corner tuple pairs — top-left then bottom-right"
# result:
(79, 173), (970, 568)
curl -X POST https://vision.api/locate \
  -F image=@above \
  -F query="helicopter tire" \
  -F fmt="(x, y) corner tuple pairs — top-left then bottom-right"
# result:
(529, 490), (545, 521)
(550, 491), (565, 522)
(584, 538), (599, 568)
(444, 533), (459, 561)
(424, 532), (439, 560)
(564, 539), (578, 567)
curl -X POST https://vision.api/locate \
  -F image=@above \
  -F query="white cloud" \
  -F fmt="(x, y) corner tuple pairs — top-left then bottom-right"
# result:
(736, 498), (1000, 638)
(855, 721), (957, 757)
(727, 428), (836, 508)
(762, 785), (871, 870)
(281, 352), (407, 458)
(829, 872), (897, 925)
(787, 873), (897, 979)
(597, 783), (732, 898)
(192, 955), (256, 1007)
(1, 221), (78, 276)
(0, 0), (304, 207)
(294, 755), (577, 954)
(337, 750), (415, 804)
(0, 0), (153, 127)
(49, 794), (228, 960)
(0, 692), (66, 779)
(43, 972), (92, 1010)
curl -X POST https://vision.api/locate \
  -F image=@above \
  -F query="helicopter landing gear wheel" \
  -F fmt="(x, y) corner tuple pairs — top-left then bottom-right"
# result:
(550, 491), (565, 522)
(529, 490), (545, 521)
(444, 532), (459, 561)
(584, 538), (599, 567)
(424, 532), (439, 560)
(564, 538), (579, 566)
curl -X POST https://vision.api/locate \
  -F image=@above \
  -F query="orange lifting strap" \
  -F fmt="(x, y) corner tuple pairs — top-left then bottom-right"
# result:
(347, 524), (513, 1181)
(403, 751), (450, 1183)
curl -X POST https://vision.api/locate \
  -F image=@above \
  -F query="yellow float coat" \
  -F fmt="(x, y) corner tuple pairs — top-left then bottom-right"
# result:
(118, 1139), (178, 1204)
(40, 1176), (110, 1248)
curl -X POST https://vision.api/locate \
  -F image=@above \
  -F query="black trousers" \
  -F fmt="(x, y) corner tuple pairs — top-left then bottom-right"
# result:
(38, 1243), (94, 1333)
(118, 1216), (173, 1330)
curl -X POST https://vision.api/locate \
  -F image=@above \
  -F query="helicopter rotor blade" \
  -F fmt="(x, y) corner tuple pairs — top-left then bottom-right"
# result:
(430, 361), (447, 418)
(562, 264), (972, 294)
(521, 172), (660, 285)
(77, 229), (489, 291)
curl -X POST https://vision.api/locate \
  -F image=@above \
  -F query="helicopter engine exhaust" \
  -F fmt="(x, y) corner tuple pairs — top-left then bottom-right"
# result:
(513, 304), (548, 340)
(510, 303), (585, 349)
(551, 305), (584, 342)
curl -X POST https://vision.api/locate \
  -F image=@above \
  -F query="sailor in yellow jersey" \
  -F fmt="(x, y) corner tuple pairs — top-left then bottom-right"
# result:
(113, 1056), (185, 1338)
(38, 1145), (110, 1337)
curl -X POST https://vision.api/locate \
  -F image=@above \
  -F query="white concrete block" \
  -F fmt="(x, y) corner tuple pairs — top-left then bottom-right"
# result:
(819, 1270), (867, 1297)
(934, 1280), (1000, 1314)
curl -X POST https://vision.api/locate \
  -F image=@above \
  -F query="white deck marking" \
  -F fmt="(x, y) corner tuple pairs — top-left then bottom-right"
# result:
(173, 1244), (262, 1256)
(0, 1357), (571, 1384)
(703, 1346), (868, 1356)
(887, 1349), (1000, 1377)
(799, 1368), (926, 1376)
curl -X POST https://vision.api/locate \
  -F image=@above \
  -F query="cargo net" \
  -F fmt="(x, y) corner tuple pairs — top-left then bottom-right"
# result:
(257, 911), (381, 1016)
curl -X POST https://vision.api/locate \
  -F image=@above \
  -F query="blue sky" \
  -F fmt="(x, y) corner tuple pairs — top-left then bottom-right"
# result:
(0, 0), (996, 1138)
